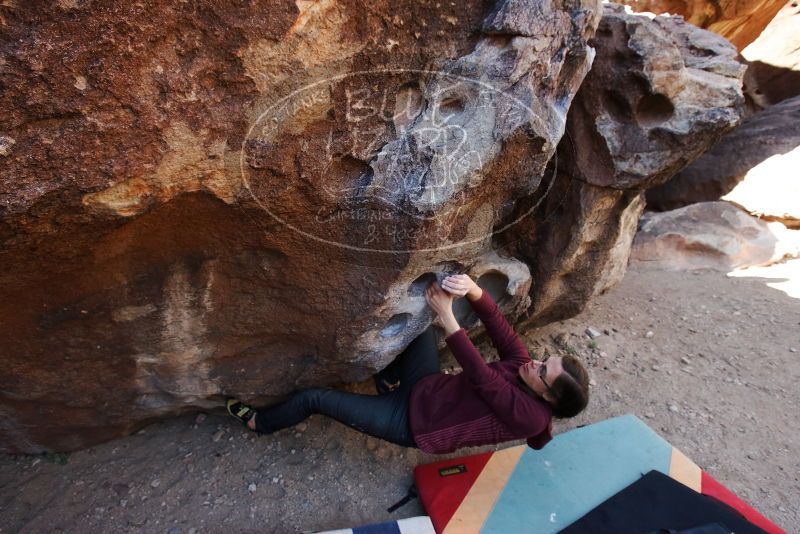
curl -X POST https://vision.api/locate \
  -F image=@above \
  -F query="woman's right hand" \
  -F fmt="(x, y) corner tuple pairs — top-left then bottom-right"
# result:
(424, 281), (455, 318)
(424, 282), (463, 336)
(441, 274), (482, 301)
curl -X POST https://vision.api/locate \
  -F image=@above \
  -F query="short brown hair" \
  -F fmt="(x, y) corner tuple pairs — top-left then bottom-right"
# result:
(550, 355), (589, 418)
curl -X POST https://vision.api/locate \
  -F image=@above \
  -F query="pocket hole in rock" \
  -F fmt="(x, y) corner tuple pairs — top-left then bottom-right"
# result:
(439, 97), (465, 116)
(394, 82), (425, 132)
(635, 93), (674, 127)
(380, 313), (411, 338)
(453, 298), (479, 328)
(408, 272), (438, 296)
(605, 90), (632, 121)
(476, 271), (510, 305)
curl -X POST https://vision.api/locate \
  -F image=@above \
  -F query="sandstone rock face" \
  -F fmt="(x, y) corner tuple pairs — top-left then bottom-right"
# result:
(619, 0), (786, 50)
(0, 1), (746, 453)
(723, 146), (800, 229)
(646, 94), (800, 218)
(498, 3), (745, 326)
(741, 0), (800, 108)
(631, 201), (800, 270)
(0, 0), (604, 452)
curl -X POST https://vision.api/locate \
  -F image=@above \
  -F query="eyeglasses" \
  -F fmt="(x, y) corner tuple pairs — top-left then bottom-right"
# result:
(538, 354), (558, 400)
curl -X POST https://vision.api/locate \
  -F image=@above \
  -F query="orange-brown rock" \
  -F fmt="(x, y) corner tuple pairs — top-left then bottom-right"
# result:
(618, 0), (786, 49)
(741, 1), (800, 108)
(0, 0), (745, 453)
(0, 0), (604, 453)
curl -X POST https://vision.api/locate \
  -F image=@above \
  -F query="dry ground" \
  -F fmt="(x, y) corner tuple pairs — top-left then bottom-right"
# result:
(1, 262), (798, 533)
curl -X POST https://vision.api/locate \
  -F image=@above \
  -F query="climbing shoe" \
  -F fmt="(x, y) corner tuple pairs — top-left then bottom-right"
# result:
(226, 398), (256, 426)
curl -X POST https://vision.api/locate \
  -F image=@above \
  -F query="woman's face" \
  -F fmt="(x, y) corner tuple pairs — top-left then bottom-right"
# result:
(519, 355), (564, 402)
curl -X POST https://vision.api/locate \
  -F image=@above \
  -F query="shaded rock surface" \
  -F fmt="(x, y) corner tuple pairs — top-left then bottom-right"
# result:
(498, 2), (745, 326)
(631, 201), (800, 271)
(619, 0), (786, 50)
(0, 0), (603, 453)
(646, 94), (800, 220)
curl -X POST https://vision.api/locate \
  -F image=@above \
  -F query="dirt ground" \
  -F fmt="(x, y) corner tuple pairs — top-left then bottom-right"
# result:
(1, 262), (798, 533)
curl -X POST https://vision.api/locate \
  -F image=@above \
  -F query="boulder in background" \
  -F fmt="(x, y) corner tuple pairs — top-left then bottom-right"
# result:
(631, 201), (800, 271)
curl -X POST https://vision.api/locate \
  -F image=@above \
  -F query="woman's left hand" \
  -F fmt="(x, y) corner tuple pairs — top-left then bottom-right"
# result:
(424, 281), (455, 318)
(441, 274), (478, 299)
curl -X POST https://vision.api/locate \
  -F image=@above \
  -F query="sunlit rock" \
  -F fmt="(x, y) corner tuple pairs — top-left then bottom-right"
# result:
(617, 0), (786, 50)
(631, 201), (800, 271)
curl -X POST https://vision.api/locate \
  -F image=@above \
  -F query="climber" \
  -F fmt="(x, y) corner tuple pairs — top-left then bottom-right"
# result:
(225, 274), (590, 454)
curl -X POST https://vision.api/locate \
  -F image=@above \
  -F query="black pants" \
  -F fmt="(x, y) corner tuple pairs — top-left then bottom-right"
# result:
(254, 326), (441, 448)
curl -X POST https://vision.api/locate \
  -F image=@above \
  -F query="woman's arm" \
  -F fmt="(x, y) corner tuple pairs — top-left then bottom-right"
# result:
(439, 309), (461, 336)
(427, 280), (547, 434)
(443, 275), (529, 365)
(424, 281), (460, 333)
(443, 327), (550, 435)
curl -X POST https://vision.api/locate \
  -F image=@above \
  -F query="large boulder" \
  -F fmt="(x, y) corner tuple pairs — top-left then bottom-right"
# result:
(498, 3), (746, 325)
(646, 94), (800, 220)
(631, 201), (800, 271)
(0, 0), (604, 452)
(618, 0), (786, 50)
(0, 1), (746, 453)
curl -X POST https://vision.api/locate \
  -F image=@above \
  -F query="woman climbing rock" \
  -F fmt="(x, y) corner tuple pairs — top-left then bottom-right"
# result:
(226, 274), (589, 453)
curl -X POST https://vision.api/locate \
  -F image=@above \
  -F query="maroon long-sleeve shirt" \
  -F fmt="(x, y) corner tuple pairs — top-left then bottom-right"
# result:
(408, 290), (553, 454)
